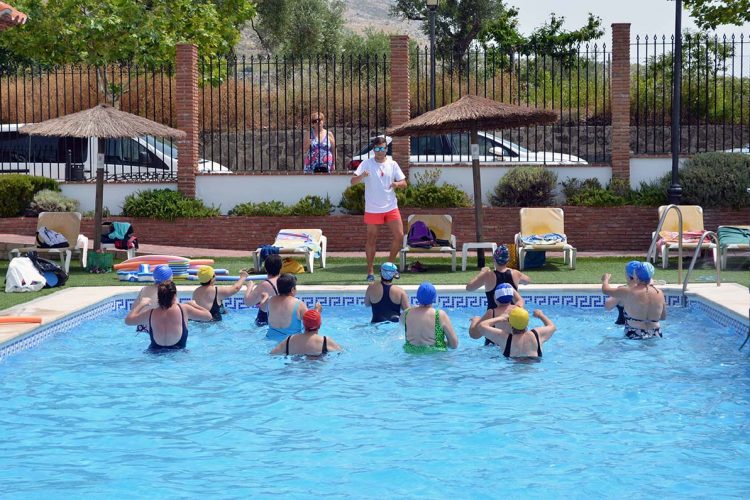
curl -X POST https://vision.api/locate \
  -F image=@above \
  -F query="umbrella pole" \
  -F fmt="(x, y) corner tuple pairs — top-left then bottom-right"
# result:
(93, 138), (103, 252)
(471, 128), (485, 268)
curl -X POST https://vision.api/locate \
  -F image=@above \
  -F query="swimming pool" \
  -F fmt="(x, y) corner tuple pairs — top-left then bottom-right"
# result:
(1, 292), (749, 498)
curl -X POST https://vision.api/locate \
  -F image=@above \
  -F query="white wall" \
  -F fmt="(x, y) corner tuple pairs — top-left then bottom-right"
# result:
(630, 157), (684, 188)
(61, 182), (176, 214)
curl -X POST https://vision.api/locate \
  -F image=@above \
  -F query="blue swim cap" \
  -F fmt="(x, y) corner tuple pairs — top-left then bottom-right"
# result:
(493, 245), (510, 265)
(494, 283), (514, 304)
(416, 281), (437, 305)
(625, 260), (640, 280)
(153, 265), (173, 284)
(380, 261), (399, 281)
(634, 262), (655, 282)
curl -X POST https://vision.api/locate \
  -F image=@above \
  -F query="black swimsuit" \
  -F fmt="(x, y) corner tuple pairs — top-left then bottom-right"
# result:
(484, 269), (516, 309)
(284, 335), (329, 356)
(209, 286), (226, 321)
(502, 329), (542, 358)
(371, 283), (402, 323)
(255, 279), (278, 326)
(147, 306), (188, 350)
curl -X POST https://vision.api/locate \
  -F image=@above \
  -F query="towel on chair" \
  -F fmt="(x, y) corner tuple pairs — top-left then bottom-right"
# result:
(520, 233), (567, 245)
(657, 231), (711, 252)
(276, 231), (321, 257)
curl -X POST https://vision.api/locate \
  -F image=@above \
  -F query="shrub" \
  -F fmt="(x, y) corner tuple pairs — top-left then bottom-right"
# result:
(490, 167), (557, 207)
(289, 195), (333, 216)
(670, 152), (750, 209)
(561, 177), (627, 206)
(28, 189), (80, 214)
(402, 170), (471, 208)
(340, 183), (366, 214)
(228, 201), (288, 216)
(0, 175), (60, 217)
(122, 189), (220, 220)
(627, 180), (668, 206)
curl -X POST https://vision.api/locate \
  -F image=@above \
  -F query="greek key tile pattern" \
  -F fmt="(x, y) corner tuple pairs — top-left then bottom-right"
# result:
(1, 293), (745, 360)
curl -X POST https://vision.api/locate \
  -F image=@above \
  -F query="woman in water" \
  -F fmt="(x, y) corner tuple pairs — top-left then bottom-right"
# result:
(402, 282), (458, 353)
(125, 281), (213, 350)
(271, 309), (342, 356)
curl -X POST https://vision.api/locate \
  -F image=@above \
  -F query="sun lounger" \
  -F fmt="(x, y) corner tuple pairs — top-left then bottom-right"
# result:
(514, 207), (576, 270)
(654, 205), (717, 269)
(8, 212), (88, 273)
(254, 229), (327, 273)
(717, 225), (750, 270)
(399, 214), (457, 272)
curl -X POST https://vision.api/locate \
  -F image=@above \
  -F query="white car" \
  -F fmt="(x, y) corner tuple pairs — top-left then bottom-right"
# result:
(0, 123), (230, 181)
(348, 131), (587, 169)
(723, 145), (750, 154)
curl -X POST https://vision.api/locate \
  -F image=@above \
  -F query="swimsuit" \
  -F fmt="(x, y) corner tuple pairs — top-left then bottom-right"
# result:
(485, 269), (516, 309)
(624, 326), (663, 340)
(371, 283), (402, 323)
(284, 335), (329, 356)
(147, 306), (188, 351)
(403, 309), (447, 353)
(503, 329), (542, 358)
(209, 286), (227, 321)
(255, 279), (278, 326)
(266, 300), (303, 341)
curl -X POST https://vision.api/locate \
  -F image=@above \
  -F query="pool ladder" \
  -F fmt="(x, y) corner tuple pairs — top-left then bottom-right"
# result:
(646, 205), (721, 304)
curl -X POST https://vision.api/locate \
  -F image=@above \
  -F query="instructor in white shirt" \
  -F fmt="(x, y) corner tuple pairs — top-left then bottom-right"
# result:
(351, 136), (408, 282)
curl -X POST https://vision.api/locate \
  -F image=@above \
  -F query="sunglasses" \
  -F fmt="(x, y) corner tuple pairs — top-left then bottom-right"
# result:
(311, 119), (322, 123)
(373, 146), (387, 152)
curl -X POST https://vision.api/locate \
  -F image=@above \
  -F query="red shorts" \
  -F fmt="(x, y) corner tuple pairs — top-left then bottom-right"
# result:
(364, 208), (402, 225)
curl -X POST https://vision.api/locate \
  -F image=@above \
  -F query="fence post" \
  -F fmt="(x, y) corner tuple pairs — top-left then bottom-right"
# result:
(389, 35), (410, 175)
(610, 23), (631, 182)
(176, 44), (198, 198)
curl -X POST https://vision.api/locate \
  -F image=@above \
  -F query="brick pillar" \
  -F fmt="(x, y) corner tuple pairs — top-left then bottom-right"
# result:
(389, 35), (410, 174)
(610, 23), (631, 182)
(176, 44), (198, 198)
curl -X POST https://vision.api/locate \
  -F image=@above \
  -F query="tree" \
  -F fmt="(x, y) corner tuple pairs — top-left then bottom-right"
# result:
(391, 0), (509, 62)
(0, 0), (256, 67)
(251, 0), (346, 56)
(683, 0), (750, 30)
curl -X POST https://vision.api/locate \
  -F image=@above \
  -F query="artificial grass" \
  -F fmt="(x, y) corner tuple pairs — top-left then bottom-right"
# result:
(0, 254), (747, 312)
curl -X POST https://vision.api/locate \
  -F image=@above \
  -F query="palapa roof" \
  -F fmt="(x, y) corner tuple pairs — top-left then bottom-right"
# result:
(388, 94), (557, 136)
(0, 2), (27, 31)
(20, 104), (185, 139)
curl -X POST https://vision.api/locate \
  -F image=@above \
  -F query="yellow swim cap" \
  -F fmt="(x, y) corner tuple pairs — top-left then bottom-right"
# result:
(509, 307), (530, 331)
(197, 265), (215, 284)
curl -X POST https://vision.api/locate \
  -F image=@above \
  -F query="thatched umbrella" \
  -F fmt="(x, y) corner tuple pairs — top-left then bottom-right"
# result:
(388, 94), (557, 267)
(21, 104), (185, 252)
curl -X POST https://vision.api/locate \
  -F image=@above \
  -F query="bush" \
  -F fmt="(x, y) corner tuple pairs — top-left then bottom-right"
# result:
(669, 152), (750, 209)
(402, 170), (471, 208)
(339, 183), (366, 214)
(28, 189), (80, 214)
(0, 175), (60, 217)
(122, 189), (220, 220)
(490, 167), (557, 207)
(627, 180), (668, 206)
(561, 177), (627, 206)
(288, 195), (333, 216)
(228, 201), (288, 216)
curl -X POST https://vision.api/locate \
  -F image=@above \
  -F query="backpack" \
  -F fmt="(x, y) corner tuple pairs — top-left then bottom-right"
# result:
(26, 251), (69, 288)
(407, 220), (437, 248)
(36, 226), (68, 248)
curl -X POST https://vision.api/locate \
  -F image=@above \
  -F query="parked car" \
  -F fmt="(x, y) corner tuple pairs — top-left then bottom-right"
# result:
(0, 123), (230, 180)
(723, 145), (750, 154)
(348, 132), (587, 169)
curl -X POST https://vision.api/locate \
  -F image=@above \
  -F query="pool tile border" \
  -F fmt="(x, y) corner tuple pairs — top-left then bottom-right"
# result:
(1, 290), (745, 361)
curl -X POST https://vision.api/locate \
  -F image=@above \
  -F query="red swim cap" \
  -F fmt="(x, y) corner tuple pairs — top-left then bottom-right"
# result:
(302, 309), (321, 331)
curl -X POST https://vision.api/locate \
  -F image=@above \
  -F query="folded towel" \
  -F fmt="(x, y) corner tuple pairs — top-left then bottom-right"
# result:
(521, 233), (566, 245)
(274, 232), (321, 258)
(658, 230), (709, 244)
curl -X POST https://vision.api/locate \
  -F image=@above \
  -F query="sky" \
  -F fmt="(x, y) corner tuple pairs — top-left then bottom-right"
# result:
(507, 0), (750, 38)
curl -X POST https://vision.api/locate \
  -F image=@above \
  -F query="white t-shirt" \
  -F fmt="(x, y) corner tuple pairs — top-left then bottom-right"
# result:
(354, 157), (406, 213)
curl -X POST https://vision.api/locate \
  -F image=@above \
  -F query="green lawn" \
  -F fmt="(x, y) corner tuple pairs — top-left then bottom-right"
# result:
(1, 254), (747, 311)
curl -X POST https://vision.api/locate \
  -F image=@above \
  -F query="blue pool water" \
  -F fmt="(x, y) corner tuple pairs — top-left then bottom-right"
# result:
(1, 299), (749, 498)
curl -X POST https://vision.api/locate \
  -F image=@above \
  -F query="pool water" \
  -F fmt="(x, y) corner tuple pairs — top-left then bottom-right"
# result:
(1, 301), (749, 498)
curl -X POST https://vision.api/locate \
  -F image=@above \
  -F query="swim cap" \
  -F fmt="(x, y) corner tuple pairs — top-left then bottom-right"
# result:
(509, 307), (530, 331)
(625, 260), (640, 280)
(302, 309), (321, 331)
(494, 283), (514, 304)
(197, 265), (215, 284)
(152, 265), (173, 284)
(416, 282), (437, 305)
(380, 262), (399, 281)
(493, 245), (510, 265)
(635, 262), (655, 282)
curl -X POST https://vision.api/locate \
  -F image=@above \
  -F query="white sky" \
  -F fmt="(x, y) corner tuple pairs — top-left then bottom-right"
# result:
(507, 0), (750, 38)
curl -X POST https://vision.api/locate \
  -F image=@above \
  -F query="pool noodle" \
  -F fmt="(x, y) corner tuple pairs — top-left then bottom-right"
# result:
(0, 316), (43, 324)
(186, 268), (228, 275)
(185, 275), (265, 282)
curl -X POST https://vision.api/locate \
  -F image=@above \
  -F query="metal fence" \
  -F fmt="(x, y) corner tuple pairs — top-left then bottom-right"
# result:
(199, 54), (389, 173)
(411, 44), (611, 163)
(632, 33), (750, 154)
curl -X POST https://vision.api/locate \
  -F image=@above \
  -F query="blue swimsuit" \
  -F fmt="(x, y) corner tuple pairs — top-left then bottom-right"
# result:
(266, 300), (303, 341)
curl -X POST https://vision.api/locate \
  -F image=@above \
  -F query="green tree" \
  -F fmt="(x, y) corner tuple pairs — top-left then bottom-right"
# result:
(684, 0), (750, 30)
(0, 0), (256, 66)
(251, 0), (345, 56)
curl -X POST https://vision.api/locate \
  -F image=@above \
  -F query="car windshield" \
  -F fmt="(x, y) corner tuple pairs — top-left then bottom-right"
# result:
(485, 132), (529, 154)
(143, 136), (178, 158)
